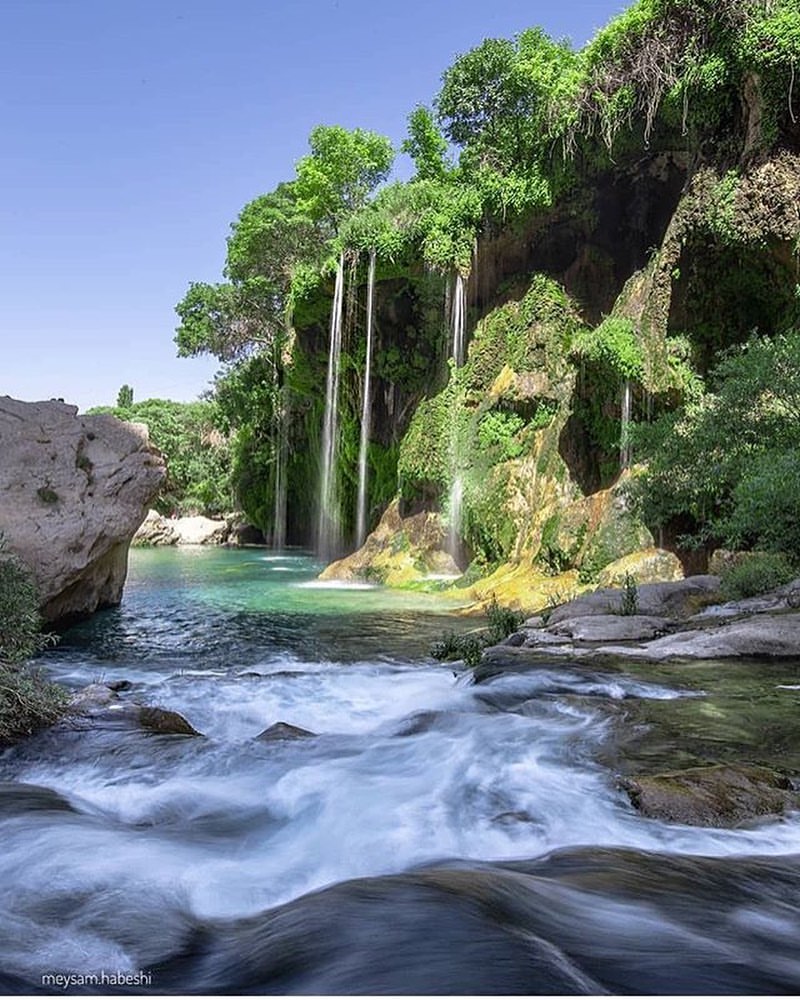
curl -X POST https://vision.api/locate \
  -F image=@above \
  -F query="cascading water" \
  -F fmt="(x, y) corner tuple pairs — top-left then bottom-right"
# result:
(620, 378), (633, 469)
(355, 249), (377, 549)
(317, 253), (346, 558)
(450, 271), (466, 367)
(447, 271), (468, 560)
(2, 548), (800, 994)
(272, 389), (288, 550)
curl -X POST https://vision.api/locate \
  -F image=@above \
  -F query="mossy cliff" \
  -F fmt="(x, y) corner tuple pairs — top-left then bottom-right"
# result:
(176, 0), (800, 605)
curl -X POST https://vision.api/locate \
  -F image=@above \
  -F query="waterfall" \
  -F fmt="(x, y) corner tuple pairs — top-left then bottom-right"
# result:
(620, 379), (633, 469)
(272, 389), (288, 550)
(446, 271), (468, 563)
(317, 253), (346, 558)
(451, 272), (467, 367)
(355, 249), (377, 549)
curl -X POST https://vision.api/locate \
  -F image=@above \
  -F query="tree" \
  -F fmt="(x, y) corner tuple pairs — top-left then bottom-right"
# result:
(634, 331), (800, 559)
(116, 384), (134, 409)
(402, 106), (451, 181)
(294, 125), (395, 228)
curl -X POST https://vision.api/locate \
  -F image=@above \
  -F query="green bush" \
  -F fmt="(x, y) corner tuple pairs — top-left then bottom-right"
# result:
(720, 553), (797, 601)
(0, 551), (65, 745)
(486, 598), (524, 644)
(430, 631), (486, 667)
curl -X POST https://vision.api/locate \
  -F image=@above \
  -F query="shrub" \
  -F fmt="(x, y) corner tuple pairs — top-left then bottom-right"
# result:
(486, 597), (524, 644)
(720, 552), (797, 600)
(430, 631), (486, 667)
(0, 549), (66, 745)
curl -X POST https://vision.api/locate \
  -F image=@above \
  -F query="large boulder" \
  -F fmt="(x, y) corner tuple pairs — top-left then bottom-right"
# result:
(0, 397), (165, 622)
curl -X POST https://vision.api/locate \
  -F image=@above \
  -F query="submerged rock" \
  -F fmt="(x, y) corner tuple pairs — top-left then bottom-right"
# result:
(620, 764), (796, 826)
(69, 684), (201, 736)
(256, 721), (316, 741)
(0, 396), (165, 623)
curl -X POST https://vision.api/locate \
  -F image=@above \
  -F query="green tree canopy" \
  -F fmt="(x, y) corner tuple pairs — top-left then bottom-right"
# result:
(294, 125), (395, 227)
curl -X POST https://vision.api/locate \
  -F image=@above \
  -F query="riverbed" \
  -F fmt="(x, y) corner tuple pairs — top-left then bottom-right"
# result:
(2, 548), (800, 993)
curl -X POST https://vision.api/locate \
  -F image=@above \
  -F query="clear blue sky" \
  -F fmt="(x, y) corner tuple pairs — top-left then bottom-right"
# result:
(1, 0), (625, 412)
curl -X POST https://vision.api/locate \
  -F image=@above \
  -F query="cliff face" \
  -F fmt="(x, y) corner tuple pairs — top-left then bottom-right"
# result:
(308, 135), (800, 600)
(0, 397), (166, 623)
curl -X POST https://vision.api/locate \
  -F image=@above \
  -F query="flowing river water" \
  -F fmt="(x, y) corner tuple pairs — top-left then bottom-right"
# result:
(2, 548), (800, 993)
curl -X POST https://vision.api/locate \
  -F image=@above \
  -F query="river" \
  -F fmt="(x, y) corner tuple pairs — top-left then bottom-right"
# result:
(1, 548), (800, 993)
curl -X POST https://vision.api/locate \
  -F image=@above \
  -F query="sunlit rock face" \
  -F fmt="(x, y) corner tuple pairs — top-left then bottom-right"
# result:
(0, 396), (165, 623)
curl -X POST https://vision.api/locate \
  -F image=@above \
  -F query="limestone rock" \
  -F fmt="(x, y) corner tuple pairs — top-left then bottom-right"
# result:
(547, 614), (671, 643)
(547, 576), (721, 625)
(170, 515), (230, 546)
(620, 764), (796, 827)
(132, 509), (179, 547)
(612, 612), (800, 661)
(320, 499), (460, 586)
(0, 397), (165, 622)
(598, 548), (683, 588)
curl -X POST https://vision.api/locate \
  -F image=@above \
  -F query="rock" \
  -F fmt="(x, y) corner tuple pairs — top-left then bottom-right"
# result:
(69, 685), (201, 736)
(620, 764), (796, 826)
(170, 515), (230, 546)
(320, 499), (460, 586)
(132, 509), (179, 546)
(256, 721), (316, 741)
(612, 612), (800, 661)
(136, 706), (201, 736)
(225, 517), (265, 547)
(0, 397), (165, 622)
(597, 548), (684, 588)
(69, 683), (118, 711)
(547, 576), (721, 625)
(547, 614), (671, 642)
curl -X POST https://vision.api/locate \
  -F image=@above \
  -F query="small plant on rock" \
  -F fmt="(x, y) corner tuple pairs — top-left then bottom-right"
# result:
(620, 572), (639, 616)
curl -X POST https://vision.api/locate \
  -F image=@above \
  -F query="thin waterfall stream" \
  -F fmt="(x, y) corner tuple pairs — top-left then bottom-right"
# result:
(355, 249), (377, 549)
(447, 271), (468, 560)
(317, 253), (346, 558)
(272, 387), (288, 550)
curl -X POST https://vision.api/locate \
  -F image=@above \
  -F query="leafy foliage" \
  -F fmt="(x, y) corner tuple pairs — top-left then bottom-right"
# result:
(0, 547), (64, 746)
(633, 331), (800, 558)
(720, 552), (797, 600)
(95, 398), (232, 516)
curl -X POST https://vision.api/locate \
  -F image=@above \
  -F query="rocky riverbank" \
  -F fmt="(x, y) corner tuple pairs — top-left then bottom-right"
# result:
(484, 575), (800, 664)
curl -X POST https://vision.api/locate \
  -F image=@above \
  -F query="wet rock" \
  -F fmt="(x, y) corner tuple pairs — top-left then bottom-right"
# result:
(547, 614), (671, 642)
(106, 678), (132, 692)
(320, 499), (459, 586)
(620, 763), (796, 826)
(70, 683), (118, 711)
(136, 706), (201, 736)
(256, 721), (316, 741)
(0, 396), (165, 622)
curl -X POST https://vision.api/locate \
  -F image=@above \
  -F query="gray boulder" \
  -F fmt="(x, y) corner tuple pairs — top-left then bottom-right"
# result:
(0, 397), (165, 622)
